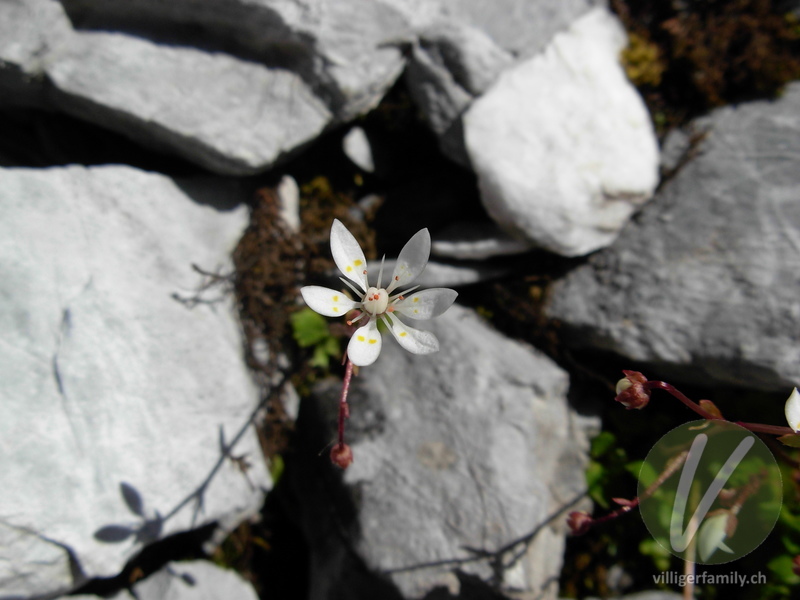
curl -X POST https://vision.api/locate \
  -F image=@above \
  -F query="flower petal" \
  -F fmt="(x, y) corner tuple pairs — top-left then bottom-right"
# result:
(386, 228), (430, 294)
(382, 314), (439, 355)
(330, 219), (368, 292)
(300, 286), (357, 317)
(786, 387), (800, 432)
(394, 288), (458, 320)
(347, 318), (382, 366)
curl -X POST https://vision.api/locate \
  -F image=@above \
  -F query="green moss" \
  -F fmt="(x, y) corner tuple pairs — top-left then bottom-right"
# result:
(622, 32), (666, 87)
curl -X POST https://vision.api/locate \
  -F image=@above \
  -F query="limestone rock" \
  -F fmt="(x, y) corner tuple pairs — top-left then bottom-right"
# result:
(61, 0), (409, 122)
(0, 166), (270, 598)
(464, 7), (659, 257)
(134, 561), (260, 600)
(45, 30), (331, 175)
(431, 221), (533, 260)
(546, 83), (800, 391)
(289, 304), (597, 600)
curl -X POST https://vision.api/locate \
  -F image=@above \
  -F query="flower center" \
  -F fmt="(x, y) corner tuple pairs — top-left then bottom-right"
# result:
(362, 286), (389, 315)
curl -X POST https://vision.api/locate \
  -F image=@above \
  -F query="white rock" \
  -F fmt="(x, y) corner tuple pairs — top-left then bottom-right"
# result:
(134, 561), (260, 600)
(0, 166), (270, 598)
(342, 126), (375, 173)
(464, 7), (659, 257)
(276, 175), (301, 233)
(432, 221), (533, 259)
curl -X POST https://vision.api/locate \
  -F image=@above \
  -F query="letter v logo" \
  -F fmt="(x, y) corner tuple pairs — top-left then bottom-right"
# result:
(669, 433), (754, 552)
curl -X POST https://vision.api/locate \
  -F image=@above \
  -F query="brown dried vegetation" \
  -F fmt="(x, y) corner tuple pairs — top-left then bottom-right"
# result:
(613, 0), (800, 134)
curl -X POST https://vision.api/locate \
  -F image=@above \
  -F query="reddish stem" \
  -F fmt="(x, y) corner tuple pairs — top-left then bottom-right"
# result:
(647, 380), (797, 437)
(734, 421), (795, 436)
(645, 380), (721, 421)
(338, 359), (354, 446)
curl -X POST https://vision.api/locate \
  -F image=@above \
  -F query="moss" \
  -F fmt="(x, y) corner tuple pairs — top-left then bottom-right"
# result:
(613, 0), (800, 136)
(622, 32), (666, 87)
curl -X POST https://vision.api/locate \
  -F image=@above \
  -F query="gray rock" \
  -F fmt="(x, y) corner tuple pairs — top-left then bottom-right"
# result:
(392, 0), (594, 58)
(546, 83), (800, 391)
(60, 0), (409, 121)
(45, 30), (331, 175)
(464, 7), (659, 257)
(432, 221), (533, 260)
(0, 0), (72, 107)
(290, 304), (597, 600)
(0, 166), (270, 598)
(404, 23), (511, 165)
(3, 0), (412, 174)
(399, 0), (593, 164)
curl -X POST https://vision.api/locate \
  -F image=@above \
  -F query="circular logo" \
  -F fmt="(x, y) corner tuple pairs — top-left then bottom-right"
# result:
(638, 420), (782, 565)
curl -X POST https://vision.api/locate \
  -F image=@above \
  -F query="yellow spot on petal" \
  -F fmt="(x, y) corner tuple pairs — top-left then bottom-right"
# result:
(413, 309), (418, 314)
(333, 307), (339, 312)
(413, 297), (419, 302)
(357, 335), (365, 342)
(354, 260), (363, 266)
(399, 332), (407, 337)
(368, 339), (377, 344)
(333, 295), (339, 301)
(346, 266), (353, 272)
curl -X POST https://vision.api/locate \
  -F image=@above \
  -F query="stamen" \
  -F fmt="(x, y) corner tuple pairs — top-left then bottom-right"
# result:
(339, 277), (365, 297)
(390, 284), (420, 301)
(377, 254), (386, 289)
(347, 312), (366, 326)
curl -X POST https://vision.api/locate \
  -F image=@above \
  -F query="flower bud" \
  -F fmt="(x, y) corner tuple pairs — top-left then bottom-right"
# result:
(614, 370), (650, 410)
(785, 387), (800, 432)
(567, 511), (593, 536)
(330, 443), (354, 469)
(697, 511), (736, 562)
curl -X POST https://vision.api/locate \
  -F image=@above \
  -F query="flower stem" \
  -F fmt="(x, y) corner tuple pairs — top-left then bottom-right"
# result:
(645, 380), (720, 420)
(338, 359), (354, 446)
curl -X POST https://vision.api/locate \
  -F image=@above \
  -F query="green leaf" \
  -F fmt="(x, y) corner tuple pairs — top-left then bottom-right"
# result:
(768, 554), (800, 585)
(778, 433), (800, 448)
(269, 455), (285, 483)
(625, 459), (658, 488)
(590, 431), (617, 459)
(639, 537), (671, 572)
(290, 308), (330, 347)
(586, 460), (609, 508)
(310, 344), (331, 369)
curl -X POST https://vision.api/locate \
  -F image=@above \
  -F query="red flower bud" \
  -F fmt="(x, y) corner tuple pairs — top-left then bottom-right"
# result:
(614, 370), (650, 410)
(330, 443), (354, 469)
(567, 511), (593, 536)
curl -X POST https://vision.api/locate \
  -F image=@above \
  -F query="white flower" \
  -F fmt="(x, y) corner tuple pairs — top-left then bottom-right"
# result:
(300, 219), (457, 367)
(785, 387), (800, 432)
